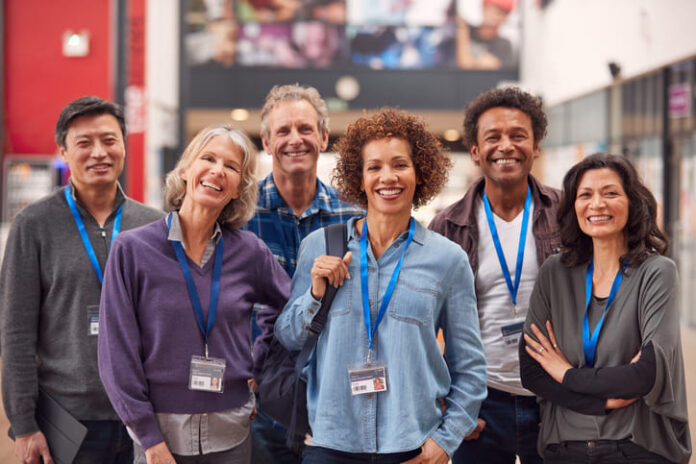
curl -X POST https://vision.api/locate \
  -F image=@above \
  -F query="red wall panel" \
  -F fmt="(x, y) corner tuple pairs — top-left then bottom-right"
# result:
(4, 0), (113, 156)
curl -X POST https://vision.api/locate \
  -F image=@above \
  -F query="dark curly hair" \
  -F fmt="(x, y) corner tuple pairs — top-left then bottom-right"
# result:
(463, 87), (547, 150)
(333, 109), (452, 209)
(558, 153), (668, 271)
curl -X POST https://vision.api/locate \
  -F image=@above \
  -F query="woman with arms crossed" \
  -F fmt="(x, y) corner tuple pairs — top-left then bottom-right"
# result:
(275, 109), (487, 464)
(520, 153), (690, 463)
(98, 125), (290, 464)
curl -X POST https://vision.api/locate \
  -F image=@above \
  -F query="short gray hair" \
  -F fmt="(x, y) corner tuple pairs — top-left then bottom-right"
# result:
(260, 84), (329, 139)
(164, 125), (258, 228)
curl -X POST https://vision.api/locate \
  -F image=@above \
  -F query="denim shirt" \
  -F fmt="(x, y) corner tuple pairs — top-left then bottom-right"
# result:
(275, 217), (487, 456)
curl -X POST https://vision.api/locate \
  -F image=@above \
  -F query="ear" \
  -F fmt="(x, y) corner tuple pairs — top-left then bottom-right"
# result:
(532, 141), (541, 159)
(470, 144), (481, 165)
(261, 134), (272, 155)
(58, 145), (68, 163)
(320, 128), (329, 152)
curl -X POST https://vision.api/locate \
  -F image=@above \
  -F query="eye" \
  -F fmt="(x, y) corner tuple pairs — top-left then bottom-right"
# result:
(225, 164), (240, 173)
(201, 155), (214, 162)
(577, 192), (591, 199)
(366, 165), (380, 171)
(485, 135), (499, 143)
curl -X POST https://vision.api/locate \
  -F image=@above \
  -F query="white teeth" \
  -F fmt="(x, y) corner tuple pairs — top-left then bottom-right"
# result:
(285, 151), (308, 157)
(588, 215), (611, 222)
(201, 182), (221, 191)
(378, 189), (402, 196)
(495, 159), (517, 165)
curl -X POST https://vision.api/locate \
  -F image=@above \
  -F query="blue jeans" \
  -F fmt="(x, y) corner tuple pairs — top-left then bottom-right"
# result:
(543, 439), (675, 463)
(303, 445), (420, 463)
(452, 387), (542, 464)
(250, 409), (302, 464)
(73, 420), (133, 464)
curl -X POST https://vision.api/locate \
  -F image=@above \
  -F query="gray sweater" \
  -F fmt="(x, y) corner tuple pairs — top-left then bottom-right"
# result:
(523, 254), (691, 464)
(0, 184), (163, 436)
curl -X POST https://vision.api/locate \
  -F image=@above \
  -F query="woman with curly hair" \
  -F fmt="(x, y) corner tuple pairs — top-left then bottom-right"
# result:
(520, 153), (691, 463)
(276, 109), (487, 464)
(98, 125), (290, 464)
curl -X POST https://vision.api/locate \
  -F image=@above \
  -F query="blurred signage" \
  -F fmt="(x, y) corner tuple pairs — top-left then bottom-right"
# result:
(2, 156), (58, 223)
(669, 83), (691, 119)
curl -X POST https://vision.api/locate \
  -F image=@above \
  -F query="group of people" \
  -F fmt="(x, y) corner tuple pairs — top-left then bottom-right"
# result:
(0, 83), (691, 464)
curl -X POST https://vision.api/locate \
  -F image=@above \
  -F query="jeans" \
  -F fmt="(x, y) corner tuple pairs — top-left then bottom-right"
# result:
(543, 439), (675, 463)
(73, 420), (133, 464)
(452, 387), (542, 464)
(133, 432), (251, 464)
(303, 445), (420, 463)
(250, 409), (303, 464)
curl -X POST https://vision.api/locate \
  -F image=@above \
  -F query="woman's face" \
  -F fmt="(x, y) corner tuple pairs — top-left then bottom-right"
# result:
(181, 135), (243, 214)
(360, 137), (417, 218)
(574, 167), (629, 243)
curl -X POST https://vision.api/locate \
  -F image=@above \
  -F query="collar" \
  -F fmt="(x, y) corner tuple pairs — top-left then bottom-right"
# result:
(67, 179), (127, 212)
(167, 211), (222, 247)
(259, 172), (335, 216)
(443, 174), (553, 228)
(346, 216), (426, 247)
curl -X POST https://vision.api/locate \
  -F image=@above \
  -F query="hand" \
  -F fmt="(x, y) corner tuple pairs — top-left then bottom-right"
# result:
(463, 418), (486, 440)
(250, 406), (257, 421)
(145, 442), (176, 464)
(247, 378), (258, 393)
(630, 350), (641, 364)
(15, 431), (53, 464)
(310, 251), (352, 300)
(606, 397), (639, 409)
(524, 321), (573, 383)
(401, 438), (449, 464)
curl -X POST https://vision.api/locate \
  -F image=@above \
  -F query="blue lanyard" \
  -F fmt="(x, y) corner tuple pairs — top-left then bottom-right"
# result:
(582, 260), (624, 368)
(271, 212), (295, 275)
(360, 218), (415, 353)
(64, 186), (123, 285)
(167, 214), (224, 356)
(482, 185), (532, 307)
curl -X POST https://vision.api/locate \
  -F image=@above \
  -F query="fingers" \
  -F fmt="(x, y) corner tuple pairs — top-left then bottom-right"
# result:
(529, 323), (552, 350)
(545, 320), (559, 350)
(343, 251), (352, 267)
(630, 350), (641, 364)
(311, 255), (351, 287)
(523, 333), (543, 357)
(476, 418), (486, 432)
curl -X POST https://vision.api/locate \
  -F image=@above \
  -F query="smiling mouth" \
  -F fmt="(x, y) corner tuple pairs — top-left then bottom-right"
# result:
(201, 181), (222, 192)
(88, 164), (112, 170)
(284, 151), (309, 158)
(377, 188), (403, 197)
(494, 158), (518, 165)
(588, 215), (612, 223)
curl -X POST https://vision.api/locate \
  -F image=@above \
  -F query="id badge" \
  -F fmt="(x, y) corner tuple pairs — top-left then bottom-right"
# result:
(189, 355), (225, 393)
(87, 305), (100, 336)
(501, 321), (524, 346)
(348, 361), (387, 396)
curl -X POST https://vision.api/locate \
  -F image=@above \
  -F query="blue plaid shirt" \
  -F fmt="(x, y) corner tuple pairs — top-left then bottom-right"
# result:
(245, 173), (364, 277)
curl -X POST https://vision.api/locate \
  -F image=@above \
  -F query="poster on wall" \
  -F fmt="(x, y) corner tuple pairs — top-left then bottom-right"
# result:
(184, 0), (520, 71)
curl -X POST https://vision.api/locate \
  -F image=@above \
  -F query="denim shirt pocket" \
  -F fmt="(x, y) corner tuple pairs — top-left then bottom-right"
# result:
(327, 278), (353, 319)
(388, 276), (439, 327)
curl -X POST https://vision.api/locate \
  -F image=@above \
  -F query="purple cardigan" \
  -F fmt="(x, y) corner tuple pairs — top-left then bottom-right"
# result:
(98, 219), (290, 449)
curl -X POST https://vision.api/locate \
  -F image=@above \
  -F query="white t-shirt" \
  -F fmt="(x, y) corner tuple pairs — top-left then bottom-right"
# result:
(476, 196), (539, 395)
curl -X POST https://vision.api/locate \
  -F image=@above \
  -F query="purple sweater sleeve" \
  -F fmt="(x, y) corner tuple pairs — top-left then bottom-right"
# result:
(98, 235), (165, 450)
(251, 240), (291, 377)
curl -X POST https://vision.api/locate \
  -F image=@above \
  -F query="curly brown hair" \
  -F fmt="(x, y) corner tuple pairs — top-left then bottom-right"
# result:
(463, 87), (547, 149)
(333, 109), (452, 209)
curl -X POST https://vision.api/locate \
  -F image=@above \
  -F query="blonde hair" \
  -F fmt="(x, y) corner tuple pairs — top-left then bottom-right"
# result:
(164, 125), (258, 228)
(260, 84), (329, 139)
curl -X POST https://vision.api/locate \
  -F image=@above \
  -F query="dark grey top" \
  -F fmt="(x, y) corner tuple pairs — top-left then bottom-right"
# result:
(523, 254), (691, 464)
(0, 184), (163, 436)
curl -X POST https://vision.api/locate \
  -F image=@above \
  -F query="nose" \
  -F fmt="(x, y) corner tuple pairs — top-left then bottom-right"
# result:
(288, 127), (302, 146)
(92, 141), (107, 158)
(499, 135), (513, 152)
(589, 193), (605, 208)
(380, 166), (397, 183)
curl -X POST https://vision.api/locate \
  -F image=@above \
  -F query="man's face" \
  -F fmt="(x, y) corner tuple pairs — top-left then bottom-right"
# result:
(59, 113), (125, 191)
(470, 107), (538, 189)
(261, 100), (328, 179)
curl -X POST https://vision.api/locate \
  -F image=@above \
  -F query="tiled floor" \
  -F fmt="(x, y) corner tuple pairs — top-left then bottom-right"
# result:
(1, 327), (695, 463)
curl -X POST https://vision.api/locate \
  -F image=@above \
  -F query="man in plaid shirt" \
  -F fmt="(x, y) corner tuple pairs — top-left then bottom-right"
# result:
(246, 84), (362, 463)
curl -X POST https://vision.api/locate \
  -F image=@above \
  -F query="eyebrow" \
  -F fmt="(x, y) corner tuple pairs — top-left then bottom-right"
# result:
(72, 131), (120, 140)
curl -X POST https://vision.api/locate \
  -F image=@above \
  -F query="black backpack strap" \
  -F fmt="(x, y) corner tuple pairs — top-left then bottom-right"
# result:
(287, 223), (347, 447)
